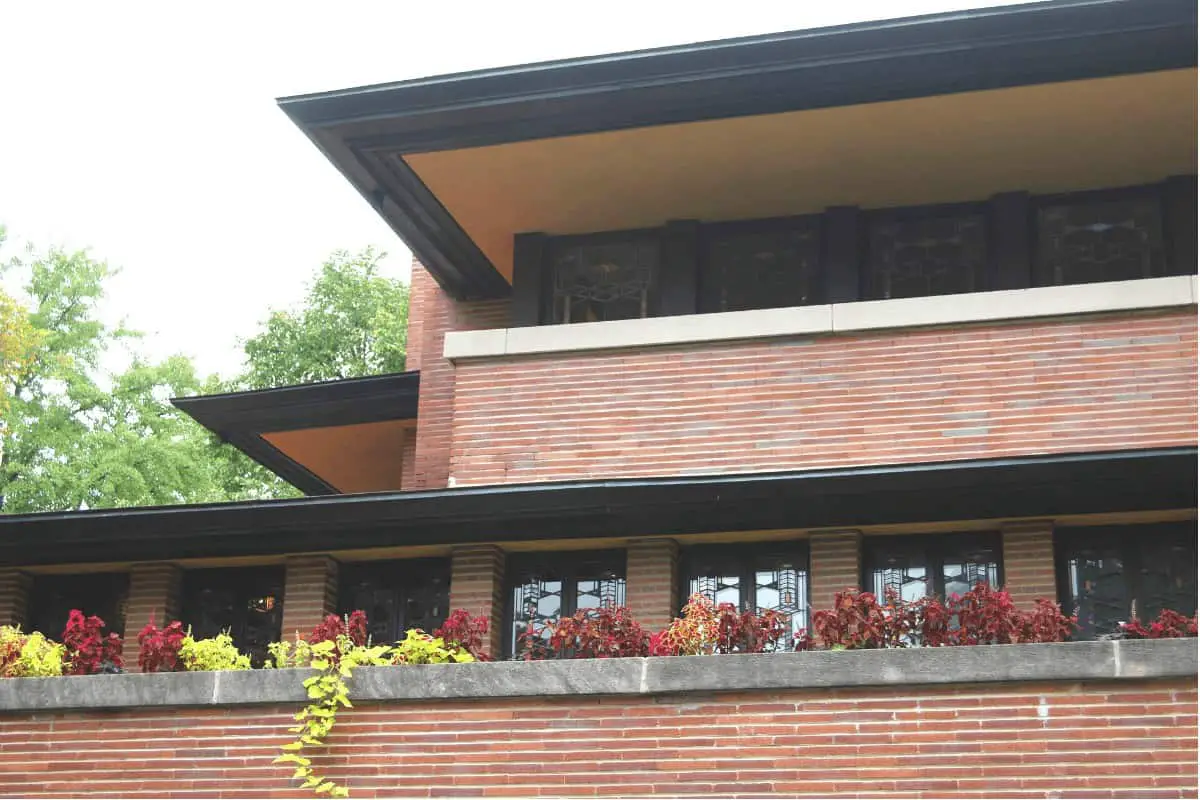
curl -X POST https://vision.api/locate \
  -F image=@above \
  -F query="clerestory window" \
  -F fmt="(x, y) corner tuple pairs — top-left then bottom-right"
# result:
(863, 533), (1001, 603)
(549, 236), (659, 323)
(504, 551), (626, 658)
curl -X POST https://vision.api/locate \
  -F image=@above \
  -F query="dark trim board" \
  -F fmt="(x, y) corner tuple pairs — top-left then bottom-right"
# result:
(0, 448), (1193, 567)
(276, 0), (1197, 300)
(171, 371), (419, 496)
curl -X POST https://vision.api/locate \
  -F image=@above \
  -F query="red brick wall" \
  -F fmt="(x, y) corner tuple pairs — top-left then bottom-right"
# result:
(448, 545), (505, 658)
(120, 564), (182, 673)
(810, 531), (863, 610)
(625, 538), (679, 630)
(0, 570), (30, 629)
(450, 310), (1197, 485)
(1, 679), (1193, 798)
(408, 260), (508, 490)
(279, 556), (338, 641)
(1002, 521), (1059, 610)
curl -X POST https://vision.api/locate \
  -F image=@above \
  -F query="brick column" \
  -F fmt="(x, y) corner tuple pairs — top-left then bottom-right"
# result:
(1002, 520), (1058, 609)
(281, 556), (339, 641)
(121, 563), (182, 672)
(449, 545), (505, 658)
(0, 569), (31, 629)
(625, 539), (679, 630)
(810, 530), (863, 611)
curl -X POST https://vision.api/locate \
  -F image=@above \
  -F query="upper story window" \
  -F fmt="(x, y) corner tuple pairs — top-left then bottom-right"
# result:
(682, 542), (809, 642)
(1056, 522), (1196, 639)
(549, 236), (659, 323)
(182, 566), (283, 666)
(699, 218), (820, 312)
(1037, 190), (1165, 286)
(867, 206), (986, 300)
(29, 572), (129, 638)
(864, 533), (1001, 603)
(505, 550), (626, 658)
(339, 558), (450, 645)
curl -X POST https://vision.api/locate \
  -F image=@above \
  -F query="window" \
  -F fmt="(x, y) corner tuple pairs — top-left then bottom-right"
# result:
(699, 218), (820, 313)
(505, 551), (625, 658)
(864, 534), (1001, 603)
(867, 207), (986, 300)
(682, 543), (809, 644)
(549, 236), (659, 323)
(339, 558), (450, 644)
(1037, 190), (1165, 286)
(182, 567), (283, 666)
(29, 572), (129, 639)
(1056, 523), (1197, 639)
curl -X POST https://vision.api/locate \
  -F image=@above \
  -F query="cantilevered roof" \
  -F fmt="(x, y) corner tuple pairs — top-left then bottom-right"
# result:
(0, 448), (1193, 567)
(277, 0), (1197, 300)
(173, 372), (419, 496)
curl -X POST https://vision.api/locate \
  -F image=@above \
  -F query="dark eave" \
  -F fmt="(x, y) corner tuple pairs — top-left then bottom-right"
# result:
(171, 371), (420, 497)
(276, 0), (1197, 300)
(0, 448), (1193, 567)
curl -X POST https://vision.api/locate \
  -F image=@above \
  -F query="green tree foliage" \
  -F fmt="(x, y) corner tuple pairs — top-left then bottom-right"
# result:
(0, 237), (409, 513)
(240, 248), (408, 389)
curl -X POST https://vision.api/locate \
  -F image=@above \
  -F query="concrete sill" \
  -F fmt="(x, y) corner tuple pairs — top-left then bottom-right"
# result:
(0, 639), (1194, 713)
(444, 276), (1198, 361)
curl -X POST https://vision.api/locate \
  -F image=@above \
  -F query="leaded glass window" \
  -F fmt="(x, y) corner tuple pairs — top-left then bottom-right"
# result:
(868, 210), (986, 299)
(182, 567), (284, 667)
(1057, 523), (1197, 639)
(505, 551), (626, 658)
(29, 572), (130, 639)
(1037, 194), (1165, 286)
(550, 237), (659, 324)
(699, 219), (820, 312)
(866, 534), (1001, 602)
(683, 543), (809, 646)
(339, 559), (450, 645)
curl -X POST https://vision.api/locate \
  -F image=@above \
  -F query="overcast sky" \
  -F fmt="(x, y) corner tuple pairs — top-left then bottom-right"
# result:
(0, 0), (1030, 379)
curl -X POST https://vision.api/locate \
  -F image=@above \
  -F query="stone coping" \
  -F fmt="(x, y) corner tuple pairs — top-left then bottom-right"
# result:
(444, 276), (1197, 361)
(0, 639), (1194, 713)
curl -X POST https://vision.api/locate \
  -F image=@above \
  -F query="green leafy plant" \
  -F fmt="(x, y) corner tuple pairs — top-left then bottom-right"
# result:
(391, 629), (477, 664)
(179, 630), (251, 671)
(0, 626), (66, 677)
(275, 634), (392, 798)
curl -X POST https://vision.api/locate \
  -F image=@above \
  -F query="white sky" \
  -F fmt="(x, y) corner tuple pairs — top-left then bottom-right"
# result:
(0, 0), (1032, 379)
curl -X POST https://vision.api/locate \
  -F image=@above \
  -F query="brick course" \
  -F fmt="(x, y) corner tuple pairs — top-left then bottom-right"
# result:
(0, 570), (30, 629)
(279, 556), (338, 641)
(448, 310), (1197, 485)
(0, 679), (1193, 798)
(449, 545), (505, 658)
(810, 530), (863, 609)
(1002, 521), (1059, 609)
(625, 538), (679, 630)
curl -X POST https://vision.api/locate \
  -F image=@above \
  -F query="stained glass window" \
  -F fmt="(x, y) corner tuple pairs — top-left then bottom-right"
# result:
(550, 238), (659, 323)
(182, 567), (284, 667)
(699, 220), (820, 312)
(339, 559), (450, 645)
(868, 210), (986, 299)
(506, 552), (626, 658)
(1058, 523), (1197, 639)
(29, 572), (130, 639)
(866, 534), (1001, 602)
(684, 544), (809, 648)
(1037, 195), (1165, 286)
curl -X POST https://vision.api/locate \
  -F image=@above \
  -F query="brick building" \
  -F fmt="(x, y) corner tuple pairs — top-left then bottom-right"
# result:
(0, 1), (1197, 797)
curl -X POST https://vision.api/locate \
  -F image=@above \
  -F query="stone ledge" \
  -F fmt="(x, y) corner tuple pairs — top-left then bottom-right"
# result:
(0, 639), (1193, 713)
(444, 276), (1195, 361)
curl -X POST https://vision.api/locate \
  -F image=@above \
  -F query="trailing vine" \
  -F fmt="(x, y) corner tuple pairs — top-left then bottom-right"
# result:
(274, 635), (393, 798)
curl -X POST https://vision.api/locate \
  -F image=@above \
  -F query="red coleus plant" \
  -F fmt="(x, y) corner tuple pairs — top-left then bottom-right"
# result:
(657, 594), (789, 656)
(61, 610), (123, 675)
(308, 610), (369, 648)
(1120, 609), (1199, 639)
(519, 605), (650, 660)
(433, 609), (491, 662)
(137, 616), (186, 673)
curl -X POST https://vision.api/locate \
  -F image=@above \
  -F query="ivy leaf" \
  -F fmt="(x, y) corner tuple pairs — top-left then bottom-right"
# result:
(330, 787), (350, 799)
(279, 742), (304, 752)
(301, 776), (323, 790)
(315, 781), (337, 795)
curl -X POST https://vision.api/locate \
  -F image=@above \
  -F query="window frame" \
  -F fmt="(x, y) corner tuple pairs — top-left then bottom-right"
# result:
(697, 214), (823, 313)
(28, 571), (130, 639)
(863, 200), (990, 301)
(503, 550), (627, 659)
(542, 228), (663, 325)
(338, 557), (451, 645)
(862, 533), (1004, 601)
(1054, 522), (1198, 639)
(181, 566), (284, 666)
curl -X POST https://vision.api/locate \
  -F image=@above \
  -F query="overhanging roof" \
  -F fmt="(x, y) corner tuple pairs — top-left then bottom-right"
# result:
(277, 0), (1198, 299)
(1, 448), (1193, 567)
(172, 372), (419, 496)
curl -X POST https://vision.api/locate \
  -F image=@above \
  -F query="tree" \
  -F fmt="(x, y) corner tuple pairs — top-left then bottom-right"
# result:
(239, 248), (408, 389)
(0, 241), (293, 512)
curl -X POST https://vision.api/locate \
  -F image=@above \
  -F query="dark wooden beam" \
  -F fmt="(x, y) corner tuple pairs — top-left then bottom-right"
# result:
(1163, 175), (1198, 276)
(510, 233), (548, 327)
(823, 206), (862, 304)
(989, 191), (1032, 291)
(661, 220), (700, 316)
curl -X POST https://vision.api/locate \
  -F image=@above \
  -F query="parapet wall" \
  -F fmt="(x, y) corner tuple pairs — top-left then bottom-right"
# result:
(0, 640), (1195, 798)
